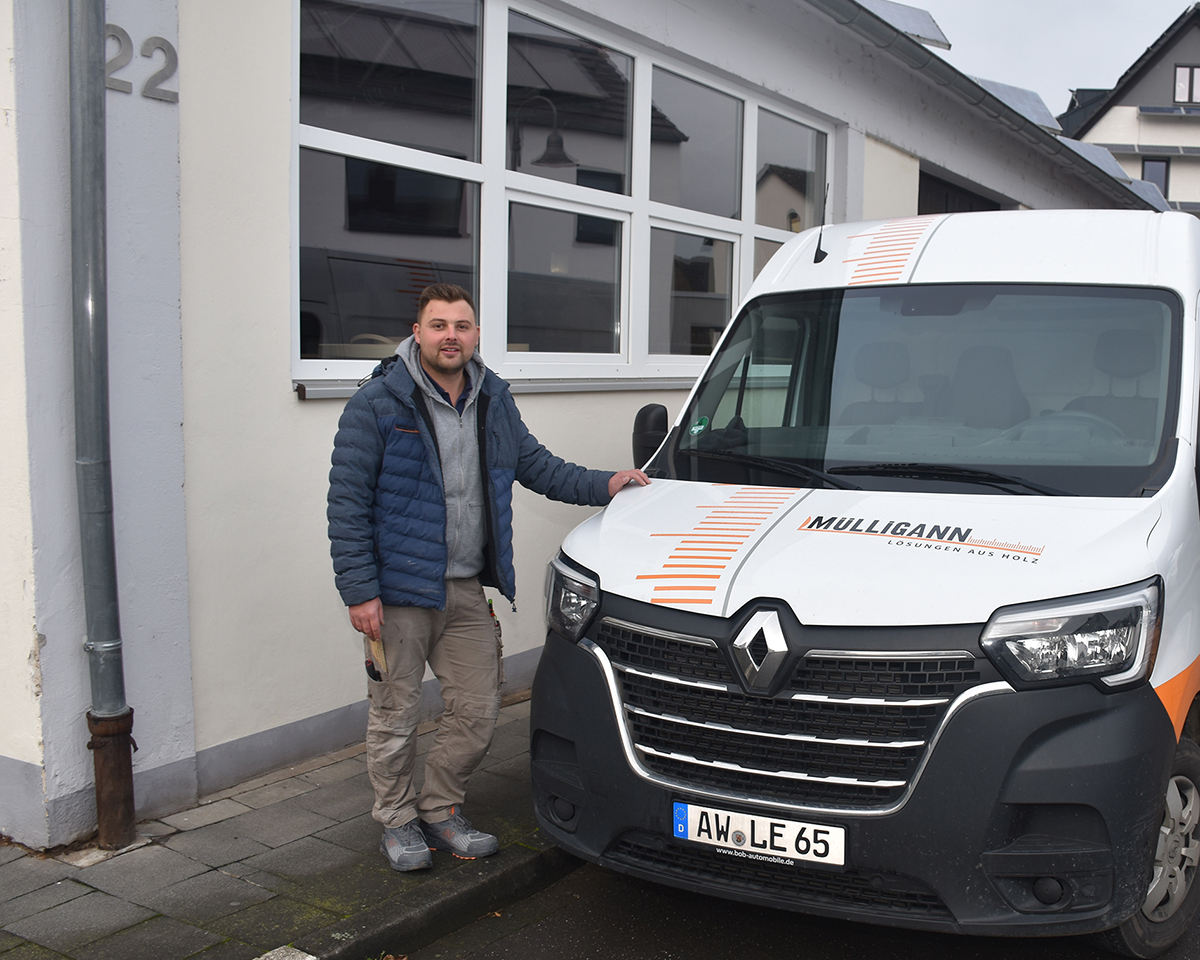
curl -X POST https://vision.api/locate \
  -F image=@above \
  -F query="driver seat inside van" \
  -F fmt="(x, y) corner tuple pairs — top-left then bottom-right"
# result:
(1064, 329), (1159, 442)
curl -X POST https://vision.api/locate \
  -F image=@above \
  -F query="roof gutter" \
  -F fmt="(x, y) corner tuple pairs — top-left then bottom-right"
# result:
(801, 0), (1156, 211)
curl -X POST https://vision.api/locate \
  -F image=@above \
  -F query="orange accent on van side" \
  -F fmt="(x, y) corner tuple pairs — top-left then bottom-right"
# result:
(1154, 655), (1200, 739)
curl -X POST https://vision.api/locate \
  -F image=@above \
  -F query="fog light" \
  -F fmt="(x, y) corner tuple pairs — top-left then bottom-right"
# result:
(551, 796), (576, 823)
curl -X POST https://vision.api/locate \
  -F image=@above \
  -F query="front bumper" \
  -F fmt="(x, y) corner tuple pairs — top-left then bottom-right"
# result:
(530, 611), (1176, 936)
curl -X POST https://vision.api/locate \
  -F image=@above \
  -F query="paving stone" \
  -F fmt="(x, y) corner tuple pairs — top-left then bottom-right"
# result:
(228, 778), (316, 810)
(76, 844), (208, 900)
(477, 752), (531, 784)
(0, 858), (74, 903)
(217, 803), (336, 850)
(253, 860), (417, 916)
(206, 897), (338, 951)
(136, 820), (178, 838)
(0, 929), (25, 951)
(326, 742), (366, 762)
(73, 915), (221, 960)
(499, 698), (532, 720)
(3, 891), (153, 953)
(478, 725), (529, 767)
(0, 941), (73, 959)
(314, 813), (382, 857)
(468, 769), (539, 824)
(239, 837), (361, 882)
(297, 758), (365, 787)
(137, 870), (275, 923)
(188, 939), (262, 960)
(0, 847), (25, 867)
(0, 880), (91, 927)
(286, 775), (373, 822)
(162, 799), (252, 832)
(163, 820), (273, 868)
(188, 940), (262, 960)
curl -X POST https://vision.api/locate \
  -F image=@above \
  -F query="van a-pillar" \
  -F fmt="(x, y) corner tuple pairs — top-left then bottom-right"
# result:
(70, 0), (136, 849)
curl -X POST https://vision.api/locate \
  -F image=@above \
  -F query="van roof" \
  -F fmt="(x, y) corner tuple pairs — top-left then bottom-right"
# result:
(752, 210), (1200, 299)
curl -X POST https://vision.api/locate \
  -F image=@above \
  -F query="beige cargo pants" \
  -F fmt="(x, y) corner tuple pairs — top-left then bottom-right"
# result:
(366, 578), (501, 827)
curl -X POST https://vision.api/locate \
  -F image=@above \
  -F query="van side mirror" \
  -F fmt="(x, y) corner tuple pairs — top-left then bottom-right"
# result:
(633, 403), (668, 467)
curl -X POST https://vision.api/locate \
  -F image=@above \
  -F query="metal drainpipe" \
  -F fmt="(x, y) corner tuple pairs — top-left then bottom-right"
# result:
(70, 0), (137, 850)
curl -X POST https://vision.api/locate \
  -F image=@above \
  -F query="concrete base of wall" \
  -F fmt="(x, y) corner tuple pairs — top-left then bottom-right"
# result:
(2, 647), (544, 848)
(196, 645), (542, 797)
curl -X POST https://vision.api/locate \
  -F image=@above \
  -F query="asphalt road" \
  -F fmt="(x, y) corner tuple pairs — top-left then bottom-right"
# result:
(407, 862), (1200, 960)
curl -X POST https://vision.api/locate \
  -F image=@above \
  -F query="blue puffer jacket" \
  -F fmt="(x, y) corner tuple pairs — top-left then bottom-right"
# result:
(328, 355), (614, 609)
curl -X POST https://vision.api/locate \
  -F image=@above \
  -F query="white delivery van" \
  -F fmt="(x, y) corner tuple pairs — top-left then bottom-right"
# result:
(531, 210), (1200, 957)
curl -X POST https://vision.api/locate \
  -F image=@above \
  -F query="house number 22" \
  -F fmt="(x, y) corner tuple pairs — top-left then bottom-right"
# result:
(105, 24), (178, 103)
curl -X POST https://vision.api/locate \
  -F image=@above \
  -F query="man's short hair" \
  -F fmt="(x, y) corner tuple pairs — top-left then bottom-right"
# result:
(417, 283), (476, 322)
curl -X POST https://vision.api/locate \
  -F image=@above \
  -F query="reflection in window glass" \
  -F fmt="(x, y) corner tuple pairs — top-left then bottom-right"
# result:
(650, 69), (742, 218)
(756, 110), (826, 233)
(508, 203), (621, 354)
(299, 0), (480, 160)
(649, 229), (733, 356)
(754, 239), (783, 278)
(507, 13), (632, 192)
(299, 148), (478, 360)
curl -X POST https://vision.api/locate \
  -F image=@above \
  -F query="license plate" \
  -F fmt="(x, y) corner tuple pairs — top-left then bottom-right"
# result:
(672, 801), (845, 866)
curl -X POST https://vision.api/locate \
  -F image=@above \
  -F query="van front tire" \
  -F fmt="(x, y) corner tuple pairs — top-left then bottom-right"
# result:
(1094, 737), (1200, 958)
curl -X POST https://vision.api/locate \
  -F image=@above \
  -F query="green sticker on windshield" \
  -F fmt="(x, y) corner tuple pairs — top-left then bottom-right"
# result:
(689, 417), (709, 436)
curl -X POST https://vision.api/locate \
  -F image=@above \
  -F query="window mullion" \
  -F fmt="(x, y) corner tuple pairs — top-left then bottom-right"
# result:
(478, 0), (510, 366)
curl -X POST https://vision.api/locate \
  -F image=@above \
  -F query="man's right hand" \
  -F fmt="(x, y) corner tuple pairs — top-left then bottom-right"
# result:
(349, 597), (384, 641)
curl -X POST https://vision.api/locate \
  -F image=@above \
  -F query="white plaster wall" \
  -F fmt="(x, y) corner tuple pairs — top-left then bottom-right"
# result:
(0, 0), (41, 769)
(862, 135), (919, 220)
(1085, 105), (1139, 146)
(103, 0), (196, 813)
(180, 0), (364, 753)
(1168, 157), (1200, 204)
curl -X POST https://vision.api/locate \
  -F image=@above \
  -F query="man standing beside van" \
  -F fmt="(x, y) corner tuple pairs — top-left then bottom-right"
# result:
(328, 283), (648, 871)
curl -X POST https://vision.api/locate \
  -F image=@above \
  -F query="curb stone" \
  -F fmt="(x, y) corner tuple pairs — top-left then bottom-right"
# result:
(286, 841), (578, 960)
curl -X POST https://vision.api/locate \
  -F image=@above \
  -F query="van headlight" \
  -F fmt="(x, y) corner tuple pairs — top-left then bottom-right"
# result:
(981, 577), (1162, 689)
(546, 553), (600, 642)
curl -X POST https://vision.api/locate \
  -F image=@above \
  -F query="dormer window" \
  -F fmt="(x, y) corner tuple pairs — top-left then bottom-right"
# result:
(1174, 65), (1200, 103)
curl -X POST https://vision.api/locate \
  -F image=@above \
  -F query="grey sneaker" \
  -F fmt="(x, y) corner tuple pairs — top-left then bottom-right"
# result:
(420, 808), (498, 860)
(380, 819), (433, 872)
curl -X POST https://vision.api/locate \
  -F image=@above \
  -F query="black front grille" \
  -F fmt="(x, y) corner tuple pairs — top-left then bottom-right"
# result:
(599, 619), (729, 683)
(607, 836), (952, 919)
(594, 617), (990, 810)
(791, 656), (982, 698)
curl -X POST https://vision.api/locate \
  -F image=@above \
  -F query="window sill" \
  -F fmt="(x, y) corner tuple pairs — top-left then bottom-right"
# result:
(293, 377), (695, 399)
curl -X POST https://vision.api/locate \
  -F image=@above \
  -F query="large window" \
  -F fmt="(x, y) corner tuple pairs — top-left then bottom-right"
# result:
(295, 0), (830, 386)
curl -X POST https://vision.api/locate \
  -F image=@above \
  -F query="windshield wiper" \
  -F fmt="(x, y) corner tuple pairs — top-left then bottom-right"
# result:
(828, 462), (1071, 496)
(679, 449), (861, 490)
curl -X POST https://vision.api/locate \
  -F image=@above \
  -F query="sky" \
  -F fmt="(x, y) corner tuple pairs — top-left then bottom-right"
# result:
(911, 1), (1194, 116)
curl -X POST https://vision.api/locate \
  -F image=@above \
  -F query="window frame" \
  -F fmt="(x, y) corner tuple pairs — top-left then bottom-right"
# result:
(292, 0), (834, 389)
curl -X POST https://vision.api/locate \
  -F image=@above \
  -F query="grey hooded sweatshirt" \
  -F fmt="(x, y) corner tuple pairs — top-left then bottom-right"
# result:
(398, 336), (487, 581)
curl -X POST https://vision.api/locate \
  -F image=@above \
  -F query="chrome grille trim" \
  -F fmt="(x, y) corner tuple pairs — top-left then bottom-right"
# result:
(617, 662), (735, 693)
(803, 648), (974, 660)
(582, 635), (1014, 818)
(789, 692), (949, 706)
(625, 704), (925, 749)
(634, 744), (908, 788)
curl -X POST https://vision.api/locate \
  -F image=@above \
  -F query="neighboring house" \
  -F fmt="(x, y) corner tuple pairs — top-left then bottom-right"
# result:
(0, 0), (1167, 849)
(1061, 3), (1200, 214)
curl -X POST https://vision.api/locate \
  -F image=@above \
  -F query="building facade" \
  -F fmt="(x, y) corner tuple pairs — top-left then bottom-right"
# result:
(0, 0), (1161, 848)
(1062, 5), (1200, 215)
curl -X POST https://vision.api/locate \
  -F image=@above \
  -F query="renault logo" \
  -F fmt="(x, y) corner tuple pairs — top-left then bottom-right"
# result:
(731, 610), (788, 690)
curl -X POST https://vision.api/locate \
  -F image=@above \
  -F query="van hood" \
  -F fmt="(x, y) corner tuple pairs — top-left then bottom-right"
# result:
(563, 480), (1161, 626)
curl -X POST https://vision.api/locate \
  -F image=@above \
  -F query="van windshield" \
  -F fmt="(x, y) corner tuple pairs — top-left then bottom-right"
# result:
(659, 284), (1181, 497)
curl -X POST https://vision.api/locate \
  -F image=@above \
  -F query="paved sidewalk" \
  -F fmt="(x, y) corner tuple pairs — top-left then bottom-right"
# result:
(0, 697), (577, 960)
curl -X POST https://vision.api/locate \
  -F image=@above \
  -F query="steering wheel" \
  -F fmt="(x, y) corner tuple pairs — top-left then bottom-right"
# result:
(994, 410), (1126, 442)
(349, 333), (397, 345)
